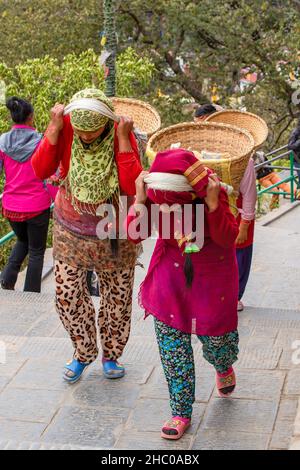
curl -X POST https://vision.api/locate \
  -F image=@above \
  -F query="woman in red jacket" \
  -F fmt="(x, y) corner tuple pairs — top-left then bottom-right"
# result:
(31, 88), (142, 383)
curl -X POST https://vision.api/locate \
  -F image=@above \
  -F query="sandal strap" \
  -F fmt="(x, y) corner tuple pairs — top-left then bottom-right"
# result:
(217, 370), (236, 390)
(64, 359), (88, 374)
(103, 361), (124, 370)
(163, 419), (185, 431)
(219, 375), (235, 387)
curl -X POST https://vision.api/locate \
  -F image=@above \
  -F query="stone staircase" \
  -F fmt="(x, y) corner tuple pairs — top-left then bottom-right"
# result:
(0, 287), (300, 449)
(1, 207), (300, 450)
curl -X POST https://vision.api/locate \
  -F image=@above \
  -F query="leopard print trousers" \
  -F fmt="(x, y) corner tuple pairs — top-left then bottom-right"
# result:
(54, 260), (135, 363)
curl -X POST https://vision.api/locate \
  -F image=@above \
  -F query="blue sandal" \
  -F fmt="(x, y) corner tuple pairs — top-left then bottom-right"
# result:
(102, 360), (125, 379)
(63, 358), (90, 384)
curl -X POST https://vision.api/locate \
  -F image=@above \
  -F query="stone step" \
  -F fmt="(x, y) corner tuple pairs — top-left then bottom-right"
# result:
(257, 200), (300, 228)
(0, 289), (54, 305)
(245, 307), (300, 324)
(1, 288), (298, 321)
(265, 202), (300, 233)
(0, 439), (103, 450)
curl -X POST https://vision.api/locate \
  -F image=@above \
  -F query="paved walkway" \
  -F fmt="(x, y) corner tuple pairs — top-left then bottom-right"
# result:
(1, 206), (300, 450)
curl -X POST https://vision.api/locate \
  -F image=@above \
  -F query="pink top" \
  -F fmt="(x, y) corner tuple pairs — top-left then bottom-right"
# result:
(0, 125), (51, 212)
(238, 158), (257, 221)
(236, 157), (257, 248)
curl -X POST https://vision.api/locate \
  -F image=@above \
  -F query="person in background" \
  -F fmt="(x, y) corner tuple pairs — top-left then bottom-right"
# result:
(254, 150), (298, 210)
(288, 120), (300, 188)
(194, 103), (218, 123)
(193, 104), (257, 312)
(236, 159), (257, 312)
(0, 97), (51, 293)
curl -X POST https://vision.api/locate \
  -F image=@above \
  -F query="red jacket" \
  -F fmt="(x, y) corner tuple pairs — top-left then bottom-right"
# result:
(31, 115), (142, 195)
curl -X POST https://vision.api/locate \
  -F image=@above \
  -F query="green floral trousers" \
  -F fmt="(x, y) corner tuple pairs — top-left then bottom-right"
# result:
(154, 318), (239, 418)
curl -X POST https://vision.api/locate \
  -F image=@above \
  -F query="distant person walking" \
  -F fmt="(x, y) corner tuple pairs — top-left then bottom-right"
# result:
(0, 97), (51, 293)
(194, 104), (257, 311)
(254, 151), (298, 210)
(288, 119), (300, 188)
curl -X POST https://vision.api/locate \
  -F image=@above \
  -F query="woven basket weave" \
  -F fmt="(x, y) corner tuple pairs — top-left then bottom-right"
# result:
(206, 110), (268, 150)
(146, 122), (255, 197)
(112, 97), (161, 137)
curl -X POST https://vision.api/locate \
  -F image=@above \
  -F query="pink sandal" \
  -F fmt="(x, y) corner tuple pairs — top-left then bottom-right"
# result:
(161, 417), (191, 440)
(216, 368), (236, 398)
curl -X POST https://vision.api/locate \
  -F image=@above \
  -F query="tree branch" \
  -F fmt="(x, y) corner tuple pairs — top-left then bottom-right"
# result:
(118, 4), (150, 43)
(197, 30), (225, 50)
(173, 29), (186, 58)
(274, 118), (294, 146)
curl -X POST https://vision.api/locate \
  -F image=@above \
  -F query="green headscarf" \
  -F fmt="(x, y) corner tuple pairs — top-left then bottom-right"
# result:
(70, 88), (114, 131)
(67, 89), (119, 214)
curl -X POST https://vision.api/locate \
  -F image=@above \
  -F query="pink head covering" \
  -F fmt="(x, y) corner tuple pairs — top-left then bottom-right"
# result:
(147, 149), (215, 287)
(147, 148), (212, 205)
(147, 149), (212, 204)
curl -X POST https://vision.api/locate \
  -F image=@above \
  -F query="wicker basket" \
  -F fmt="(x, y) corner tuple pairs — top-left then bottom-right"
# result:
(146, 122), (255, 197)
(206, 110), (268, 149)
(112, 97), (161, 137)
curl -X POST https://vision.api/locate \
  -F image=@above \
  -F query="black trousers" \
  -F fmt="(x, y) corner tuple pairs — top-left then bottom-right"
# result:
(1, 209), (50, 293)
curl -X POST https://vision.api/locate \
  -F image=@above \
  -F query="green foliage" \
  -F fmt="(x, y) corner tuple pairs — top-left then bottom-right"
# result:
(0, 0), (103, 65)
(0, 48), (155, 133)
(116, 48), (156, 97)
(1, 0), (300, 268)
(1, 0), (299, 145)
(117, 0), (300, 148)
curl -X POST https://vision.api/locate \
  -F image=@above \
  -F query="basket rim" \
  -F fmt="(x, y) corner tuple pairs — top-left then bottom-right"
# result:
(146, 121), (255, 162)
(112, 96), (161, 125)
(147, 121), (255, 155)
(206, 109), (268, 148)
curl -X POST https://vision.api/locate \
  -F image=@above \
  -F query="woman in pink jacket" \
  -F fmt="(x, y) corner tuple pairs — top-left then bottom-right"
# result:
(126, 149), (239, 440)
(0, 97), (51, 292)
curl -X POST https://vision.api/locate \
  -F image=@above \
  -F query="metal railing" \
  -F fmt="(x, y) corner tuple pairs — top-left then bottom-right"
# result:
(255, 145), (298, 204)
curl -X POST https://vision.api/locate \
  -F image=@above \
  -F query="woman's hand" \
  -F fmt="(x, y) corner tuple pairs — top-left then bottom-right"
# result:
(135, 171), (149, 205)
(204, 174), (221, 212)
(45, 103), (65, 145)
(236, 222), (249, 245)
(49, 103), (65, 132)
(117, 117), (134, 153)
(117, 116), (134, 140)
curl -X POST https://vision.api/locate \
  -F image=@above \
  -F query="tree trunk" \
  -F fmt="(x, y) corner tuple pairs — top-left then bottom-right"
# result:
(103, 0), (117, 97)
